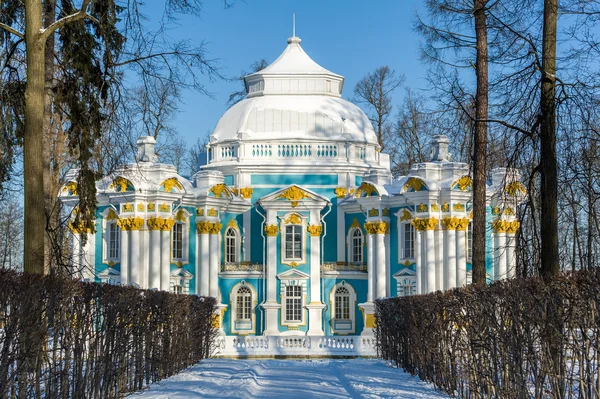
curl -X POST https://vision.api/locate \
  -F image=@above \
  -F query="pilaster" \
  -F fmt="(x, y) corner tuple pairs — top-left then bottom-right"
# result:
(209, 222), (221, 299)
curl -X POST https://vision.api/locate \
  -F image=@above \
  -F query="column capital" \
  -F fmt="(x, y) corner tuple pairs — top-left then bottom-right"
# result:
(412, 217), (439, 231)
(307, 224), (322, 236)
(209, 222), (222, 234)
(364, 221), (388, 234)
(493, 219), (519, 233)
(196, 220), (211, 234)
(117, 217), (145, 231)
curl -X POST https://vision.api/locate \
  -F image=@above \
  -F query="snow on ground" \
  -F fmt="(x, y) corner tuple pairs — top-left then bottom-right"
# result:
(131, 358), (449, 399)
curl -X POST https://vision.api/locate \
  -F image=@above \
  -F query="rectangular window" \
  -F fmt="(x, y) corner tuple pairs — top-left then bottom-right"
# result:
(403, 223), (415, 259)
(402, 285), (412, 297)
(173, 223), (183, 260)
(285, 285), (303, 322)
(285, 225), (302, 259)
(108, 223), (120, 259)
(467, 223), (473, 261)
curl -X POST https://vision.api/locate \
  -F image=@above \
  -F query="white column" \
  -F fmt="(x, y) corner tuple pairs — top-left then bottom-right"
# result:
(160, 229), (170, 291)
(336, 203), (345, 262)
(385, 231), (391, 297)
(307, 214), (325, 336)
(498, 232), (507, 280)
(366, 232), (375, 302)
(71, 232), (82, 278)
(263, 213), (280, 336)
(375, 231), (386, 298)
(120, 229), (129, 285)
(447, 229), (457, 289)
(415, 228), (422, 295)
(85, 232), (96, 281)
(200, 228), (210, 295)
(209, 225), (220, 299)
(426, 229), (436, 294)
(140, 228), (149, 288)
(129, 229), (140, 287)
(435, 228), (443, 291)
(149, 228), (160, 289)
(506, 233), (516, 278)
(456, 228), (467, 287)
(243, 210), (251, 262)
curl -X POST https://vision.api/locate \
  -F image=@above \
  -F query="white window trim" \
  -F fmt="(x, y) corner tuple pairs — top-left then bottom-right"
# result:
(393, 271), (417, 297)
(346, 227), (364, 265)
(398, 221), (416, 261)
(329, 281), (356, 335)
(278, 269), (309, 327)
(98, 267), (121, 286)
(467, 222), (473, 261)
(230, 281), (257, 335)
(170, 268), (193, 294)
(224, 227), (240, 264)
(171, 210), (191, 265)
(280, 213), (307, 266)
(101, 208), (120, 264)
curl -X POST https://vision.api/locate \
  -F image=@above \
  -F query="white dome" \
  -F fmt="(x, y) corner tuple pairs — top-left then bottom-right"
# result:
(212, 36), (378, 145)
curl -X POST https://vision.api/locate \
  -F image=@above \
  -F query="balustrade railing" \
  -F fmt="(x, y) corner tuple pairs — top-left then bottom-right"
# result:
(221, 263), (262, 272)
(322, 262), (367, 272)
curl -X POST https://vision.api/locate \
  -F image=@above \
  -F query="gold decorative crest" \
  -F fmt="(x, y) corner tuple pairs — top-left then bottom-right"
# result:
(431, 203), (440, 212)
(382, 208), (390, 216)
(276, 186), (311, 208)
(122, 203), (134, 213)
(137, 203), (145, 212)
(148, 202), (156, 212)
(62, 181), (78, 196)
(209, 183), (230, 198)
(285, 214), (302, 225)
(403, 177), (427, 192)
(289, 261), (299, 268)
(417, 203), (428, 213)
(355, 182), (378, 197)
(452, 176), (472, 191)
(334, 187), (348, 198)
(453, 203), (465, 212)
(505, 181), (526, 196)
(196, 208), (204, 216)
(174, 209), (186, 222)
(227, 219), (239, 229)
(208, 208), (218, 217)
(106, 209), (118, 221)
(350, 218), (361, 229)
(264, 224), (279, 236)
(240, 188), (253, 199)
(399, 209), (412, 221)
(161, 178), (183, 193)
(442, 203), (450, 212)
(368, 208), (379, 217)
(110, 176), (133, 192)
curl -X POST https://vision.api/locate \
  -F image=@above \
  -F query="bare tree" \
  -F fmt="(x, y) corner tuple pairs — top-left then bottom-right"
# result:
(353, 66), (404, 151)
(227, 59), (268, 106)
(0, 196), (23, 270)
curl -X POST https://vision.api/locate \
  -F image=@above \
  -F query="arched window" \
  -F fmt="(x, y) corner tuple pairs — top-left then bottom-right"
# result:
(108, 222), (120, 259)
(334, 287), (350, 320)
(351, 229), (363, 263)
(172, 222), (184, 260)
(225, 228), (238, 264)
(235, 286), (252, 321)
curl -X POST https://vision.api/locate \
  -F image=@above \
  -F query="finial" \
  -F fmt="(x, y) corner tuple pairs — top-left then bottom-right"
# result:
(293, 13), (296, 37)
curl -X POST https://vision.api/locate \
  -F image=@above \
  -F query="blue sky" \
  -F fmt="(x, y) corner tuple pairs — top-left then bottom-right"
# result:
(147, 0), (429, 145)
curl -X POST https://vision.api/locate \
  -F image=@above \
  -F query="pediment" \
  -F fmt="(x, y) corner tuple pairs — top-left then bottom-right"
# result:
(277, 268), (310, 280)
(393, 268), (416, 278)
(258, 184), (330, 207)
(171, 268), (194, 279)
(98, 267), (120, 277)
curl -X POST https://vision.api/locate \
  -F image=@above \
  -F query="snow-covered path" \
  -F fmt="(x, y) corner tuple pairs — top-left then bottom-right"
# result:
(132, 358), (449, 399)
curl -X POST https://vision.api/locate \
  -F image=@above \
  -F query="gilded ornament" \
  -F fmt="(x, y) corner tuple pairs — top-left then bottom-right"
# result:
(62, 181), (78, 196)
(404, 260), (411, 266)
(161, 178), (183, 193)
(117, 217), (145, 231)
(349, 189), (356, 196)
(176, 261), (183, 267)
(442, 217), (460, 230)
(417, 203), (428, 213)
(399, 209), (412, 221)
(276, 186), (311, 207)
(196, 221), (211, 234)
(122, 203), (134, 213)
(106, 209), (118, 221)
(453, 176), (472, 191)
(506, 220), (520, 234)
(373, 221), (388, 234)
(240, 188), (253, 199)
(334, 187), (348, 198)
(456, 218), (470, 231)
(68, 220), (92, 234)
(492, 219), (511, 233)
(196, 208), (204, 216)
(230, 187), (239, 196)
(442, 203), (450, 212)
(174, 209), (186, 222)
(147, 217), (166, 231)
(412, 217), (439, 231)
(289, 262), (298, 268)
(505, 181), (526, 196)
(382, 208), (390, 216)
(137, 203), (145, 212)
(209, 222), (222, 235)
(368, 208), (379, 217)
(159, 203), (170, 212)
(307, 224), (323, 236)
(403, 177), (427, 192)
(453, 203), (465, 212)
(210, 183), (230, 198)
(503, 207), (515, 216)
(161, 218), (175, 231)
(492, 206), (501, 215)
(431, 203), (440, 212)
(148, 202), (155, 212)
(110, 176), (133, 192)
(108, 260), (115, 267)
(227, 219), (239, 229)
(355, 182), (378, 197)
(208, 208), (218, 217)
(285, 214), (303, 225)
(350, 218), (361, 229)
(264, 224), (279, 236)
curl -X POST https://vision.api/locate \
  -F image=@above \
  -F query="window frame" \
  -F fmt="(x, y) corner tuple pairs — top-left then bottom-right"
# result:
(347, 227), (364, 265)
(230, 282), (257, 334)
(172, 222), (184, 261)
(283, 285), (304, 324)
(225, 227), (239, 264)
(329, 282), (356, 335)
(280, 214), (306, 266)
(467, 221), (473, 261)
(170, 210), (190, 265)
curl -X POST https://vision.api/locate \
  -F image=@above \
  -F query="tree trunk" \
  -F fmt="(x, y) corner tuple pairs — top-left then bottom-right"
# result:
(24, 1), (47, 274)
(471, 0), (489, 285)
(540, 0), (559, 278)
(43, 0), (57, 275)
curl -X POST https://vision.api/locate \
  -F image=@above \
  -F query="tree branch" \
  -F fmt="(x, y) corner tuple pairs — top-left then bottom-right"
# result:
(41, 0), (96, 41)
(0, 22), (25, 40)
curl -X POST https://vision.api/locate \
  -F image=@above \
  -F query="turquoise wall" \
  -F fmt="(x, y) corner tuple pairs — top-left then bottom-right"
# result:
(251, 174), (338, 186)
